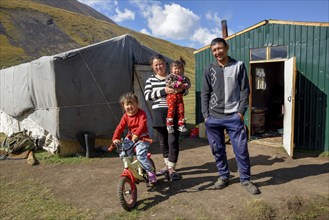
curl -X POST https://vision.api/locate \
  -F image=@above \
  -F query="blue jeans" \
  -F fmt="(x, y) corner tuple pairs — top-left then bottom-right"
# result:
(205, 113), (251, 182)
(122, 138), (153, 172)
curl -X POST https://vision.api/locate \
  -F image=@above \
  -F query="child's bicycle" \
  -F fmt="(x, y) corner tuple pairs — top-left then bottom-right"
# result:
(108, 136), (156, 211)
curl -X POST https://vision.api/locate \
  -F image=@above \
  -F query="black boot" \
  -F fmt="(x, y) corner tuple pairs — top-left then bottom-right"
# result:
(77, 132), (96, 158)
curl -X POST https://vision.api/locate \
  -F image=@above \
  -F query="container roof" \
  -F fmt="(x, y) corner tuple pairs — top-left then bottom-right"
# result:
(194, 19), (329, 54)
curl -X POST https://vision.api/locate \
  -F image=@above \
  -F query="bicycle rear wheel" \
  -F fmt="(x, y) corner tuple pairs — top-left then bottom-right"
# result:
(117, 176), (137, 211)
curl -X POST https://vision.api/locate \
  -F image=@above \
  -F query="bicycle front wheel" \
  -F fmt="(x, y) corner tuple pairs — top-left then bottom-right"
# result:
(117, 176), (137, 211)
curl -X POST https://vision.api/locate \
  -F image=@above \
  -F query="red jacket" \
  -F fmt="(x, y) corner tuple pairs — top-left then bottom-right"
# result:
(112, 109), (149, 140)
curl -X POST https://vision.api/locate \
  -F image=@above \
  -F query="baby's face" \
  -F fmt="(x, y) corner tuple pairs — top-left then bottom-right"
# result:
(171, 66), (183, 75)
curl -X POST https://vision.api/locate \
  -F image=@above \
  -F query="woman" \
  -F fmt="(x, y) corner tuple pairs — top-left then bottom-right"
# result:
(144, 54), (186, 181)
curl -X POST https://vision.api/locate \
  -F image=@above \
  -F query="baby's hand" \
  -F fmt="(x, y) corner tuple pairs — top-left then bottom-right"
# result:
(179, 83), (189, 89)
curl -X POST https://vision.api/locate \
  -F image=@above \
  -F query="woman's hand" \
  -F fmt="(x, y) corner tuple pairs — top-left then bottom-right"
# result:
(174, 88), (184, 94)
(165, 87), (175, 94)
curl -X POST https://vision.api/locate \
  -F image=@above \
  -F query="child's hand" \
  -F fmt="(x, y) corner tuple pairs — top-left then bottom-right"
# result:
(112, 139), (120, 145)
(132, 135), (139, 142)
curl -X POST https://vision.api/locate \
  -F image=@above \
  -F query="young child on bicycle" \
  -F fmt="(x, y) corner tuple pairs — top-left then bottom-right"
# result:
(166, 57), (191, 133)
(112, 92), (157, 183)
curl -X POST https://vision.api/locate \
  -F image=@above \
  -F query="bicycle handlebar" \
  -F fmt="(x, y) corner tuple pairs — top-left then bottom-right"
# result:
(107, 136), (153, 152)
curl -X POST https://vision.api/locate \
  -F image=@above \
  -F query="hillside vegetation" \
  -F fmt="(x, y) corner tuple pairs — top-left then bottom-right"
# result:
(0, 0), (197, 123)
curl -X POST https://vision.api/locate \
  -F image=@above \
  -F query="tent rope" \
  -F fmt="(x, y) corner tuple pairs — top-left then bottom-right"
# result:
(78, 50), (120, 124)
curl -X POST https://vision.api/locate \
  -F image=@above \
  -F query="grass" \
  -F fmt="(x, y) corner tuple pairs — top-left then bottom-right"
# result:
(319, 151), (329, 157)
(244, 199), (275, 220)
(0, 178), (95, 220)
(0, 34), (28, 68)
(243, 196), (329, 220)
(34, 150), (94, 164)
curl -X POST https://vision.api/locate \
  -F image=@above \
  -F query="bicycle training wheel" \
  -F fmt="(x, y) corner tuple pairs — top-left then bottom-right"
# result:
(117, 176), (137, 211)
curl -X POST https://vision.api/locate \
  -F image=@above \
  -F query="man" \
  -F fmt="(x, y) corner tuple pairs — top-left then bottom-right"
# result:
(201, 37), (260, 195)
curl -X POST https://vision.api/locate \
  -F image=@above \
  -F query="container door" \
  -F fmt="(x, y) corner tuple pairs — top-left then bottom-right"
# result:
(283, 57), (296, 157)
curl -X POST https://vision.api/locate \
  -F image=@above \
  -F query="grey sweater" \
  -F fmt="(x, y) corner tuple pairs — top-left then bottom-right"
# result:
(201, 57), (250, 120)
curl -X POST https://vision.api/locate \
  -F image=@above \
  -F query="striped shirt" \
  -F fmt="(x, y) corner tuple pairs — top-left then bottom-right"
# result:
(144, 74), (168, 109)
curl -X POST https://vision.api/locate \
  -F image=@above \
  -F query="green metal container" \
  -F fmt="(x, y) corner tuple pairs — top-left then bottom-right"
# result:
(194, 20), (329, 153)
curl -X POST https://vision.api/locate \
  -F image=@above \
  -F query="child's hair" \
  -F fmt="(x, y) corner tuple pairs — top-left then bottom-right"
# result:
(119, 92), (138, 107)
(170, 57), (186, 72)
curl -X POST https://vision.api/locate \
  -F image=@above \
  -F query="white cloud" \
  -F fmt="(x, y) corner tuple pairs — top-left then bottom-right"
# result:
(206, 11), (222, 25)
(131, 1), (200, 40)
(112, 8), (135, 22)
(192, 27), (221, 47)
(79, 0), (229, 48)
(77, 0), (135, 23)
(140, 28), (151, 35)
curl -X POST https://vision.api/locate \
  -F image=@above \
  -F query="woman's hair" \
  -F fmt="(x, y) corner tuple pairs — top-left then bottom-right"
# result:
(149, 54), (165, 65)
(170, 56), (186, 71)
(119, 92), (138, 107)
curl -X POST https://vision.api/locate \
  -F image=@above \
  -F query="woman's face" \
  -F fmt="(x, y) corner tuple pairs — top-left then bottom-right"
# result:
(151, 58), (166, 76)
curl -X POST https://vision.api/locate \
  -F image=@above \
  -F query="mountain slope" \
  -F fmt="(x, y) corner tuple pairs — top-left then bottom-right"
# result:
(0, 0), (195, 72)
(31, 0), (116, 24)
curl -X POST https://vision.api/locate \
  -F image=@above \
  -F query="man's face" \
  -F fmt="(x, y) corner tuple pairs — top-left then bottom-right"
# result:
(211, 42), (228, 62)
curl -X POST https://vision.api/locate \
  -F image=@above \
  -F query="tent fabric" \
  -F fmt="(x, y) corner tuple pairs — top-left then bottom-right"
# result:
(0, 34), (172, 146)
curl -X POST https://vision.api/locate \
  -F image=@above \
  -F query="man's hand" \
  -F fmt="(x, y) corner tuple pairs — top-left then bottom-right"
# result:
(237, 113), (244, 122)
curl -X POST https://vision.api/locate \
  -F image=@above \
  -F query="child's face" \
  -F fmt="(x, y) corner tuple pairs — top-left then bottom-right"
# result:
(171, 66), (183, 75)
(123, 101), (138, 116)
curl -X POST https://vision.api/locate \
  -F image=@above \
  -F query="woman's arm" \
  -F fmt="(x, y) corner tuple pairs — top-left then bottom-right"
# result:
(144, 77), (167, 101)
(144, 76), (175, 101)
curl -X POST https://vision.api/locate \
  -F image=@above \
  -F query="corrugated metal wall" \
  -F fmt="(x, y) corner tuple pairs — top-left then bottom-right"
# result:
(195, 21), (329, 152)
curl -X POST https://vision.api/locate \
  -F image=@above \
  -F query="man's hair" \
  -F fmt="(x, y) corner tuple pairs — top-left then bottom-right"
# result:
(119, 92), (138, 107)
(210, 38), (228, 47)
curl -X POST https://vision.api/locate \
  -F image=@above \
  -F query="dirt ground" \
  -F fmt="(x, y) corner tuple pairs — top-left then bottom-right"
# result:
(1, 136), (328, 219)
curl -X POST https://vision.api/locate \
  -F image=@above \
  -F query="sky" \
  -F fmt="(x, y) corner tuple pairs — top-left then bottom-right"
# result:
(77, 0), (329, 49)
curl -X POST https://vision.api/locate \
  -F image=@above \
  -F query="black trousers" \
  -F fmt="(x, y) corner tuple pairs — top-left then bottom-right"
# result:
(155, 127), (180, 163)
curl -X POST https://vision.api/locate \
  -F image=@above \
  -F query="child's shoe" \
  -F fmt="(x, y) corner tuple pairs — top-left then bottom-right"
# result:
(178, 125), (188, 133)
(167, 125), (174, 134)
(148, 172), (157, 183)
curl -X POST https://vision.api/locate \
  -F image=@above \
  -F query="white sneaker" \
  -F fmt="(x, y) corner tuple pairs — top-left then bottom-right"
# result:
(167, 125), (174, 133)
(178, 125), (188, 133)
